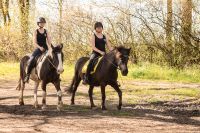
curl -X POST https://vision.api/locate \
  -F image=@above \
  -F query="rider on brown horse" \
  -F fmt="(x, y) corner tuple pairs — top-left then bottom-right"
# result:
(82, 22), (113, 84)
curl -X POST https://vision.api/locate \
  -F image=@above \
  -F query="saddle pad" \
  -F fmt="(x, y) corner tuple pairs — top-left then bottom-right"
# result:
(82, 57), (102, 74)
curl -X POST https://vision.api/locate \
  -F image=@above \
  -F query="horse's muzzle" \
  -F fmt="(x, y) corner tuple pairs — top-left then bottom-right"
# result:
(122, 69), (128, 76)
(57, 68), (64, 74)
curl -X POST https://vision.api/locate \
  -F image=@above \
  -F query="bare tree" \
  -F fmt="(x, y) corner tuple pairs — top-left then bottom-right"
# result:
(18, 0), (30, 46)
(0, 0), (11, 26)
(58, 0), (63, 43)
(166, 0), (173, 46)
(181, 0), (192, 44)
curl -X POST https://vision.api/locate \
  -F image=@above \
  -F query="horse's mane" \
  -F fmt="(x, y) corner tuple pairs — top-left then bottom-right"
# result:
(115, 45), (127, 51)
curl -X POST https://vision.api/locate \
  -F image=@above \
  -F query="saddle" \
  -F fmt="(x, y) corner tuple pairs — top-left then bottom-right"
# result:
(28, 52), (48, 80)
(82, 57), (102, 74)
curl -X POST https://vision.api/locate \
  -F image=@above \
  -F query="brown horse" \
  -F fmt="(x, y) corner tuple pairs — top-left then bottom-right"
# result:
(67, 46), (131, 110)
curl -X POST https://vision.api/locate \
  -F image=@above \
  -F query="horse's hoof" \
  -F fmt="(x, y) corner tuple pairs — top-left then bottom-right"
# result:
(117, 105), (122, 110)
(42, 105), (47, 110)
(33, 101), (39, 109)
(19, 100), (24, 106)
(91, 105), (97, 110)
(57, 105), (63, 111)
(102, 110), (108, 113)
(59, 101), (63, 106)
(101, 106), (107, 111)
(91, 106), (98, 110)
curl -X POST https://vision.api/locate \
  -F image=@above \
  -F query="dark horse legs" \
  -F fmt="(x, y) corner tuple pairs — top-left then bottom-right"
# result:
(100, 84), (107, 110)
(88, 85), (96, 108)
(71, 77), (81, 105)
(110, 82), (122, 110)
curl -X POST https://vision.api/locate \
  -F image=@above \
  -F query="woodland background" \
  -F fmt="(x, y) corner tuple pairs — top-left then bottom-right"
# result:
(0, 0), (199, 69)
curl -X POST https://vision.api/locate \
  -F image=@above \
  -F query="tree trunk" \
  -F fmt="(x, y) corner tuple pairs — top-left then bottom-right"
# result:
(166, 0), (173, 46)
(166, 0), (174, 66)
(58, 0), (63, 43)
(18, 0), (30, 46)
(181, 0), (192, 45)
(0, 0), (11, 26)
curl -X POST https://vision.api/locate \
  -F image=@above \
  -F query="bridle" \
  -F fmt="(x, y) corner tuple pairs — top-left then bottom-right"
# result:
(46, 52), (61, 70)
(104, 51), (129, 70)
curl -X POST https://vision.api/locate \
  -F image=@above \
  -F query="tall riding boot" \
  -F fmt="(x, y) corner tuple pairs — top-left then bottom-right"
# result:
(83, 60), (93, 85)
(24, 57), (35, 83)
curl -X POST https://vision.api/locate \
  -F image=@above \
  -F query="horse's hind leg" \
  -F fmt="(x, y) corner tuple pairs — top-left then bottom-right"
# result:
(100, 84), (107, 110)
(19, 79), (25, 105)
(88, 85), (96, 108)
(71, 77), (81, 105)
(110, 82), (122, 110)
(33, 81), (39, 108)
(53, 80), (63, 111)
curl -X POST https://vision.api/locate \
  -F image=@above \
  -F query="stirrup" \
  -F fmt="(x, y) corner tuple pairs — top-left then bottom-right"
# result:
(24, 75), (30, 83)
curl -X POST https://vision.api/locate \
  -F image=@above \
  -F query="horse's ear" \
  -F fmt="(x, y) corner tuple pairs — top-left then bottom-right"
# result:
(51, 44), (55, 50)
(59, 43), (63, 49)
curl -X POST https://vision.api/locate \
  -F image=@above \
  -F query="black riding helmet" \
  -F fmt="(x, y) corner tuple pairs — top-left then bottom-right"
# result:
(37, 17), (46, 25)
(94, 22), (103, 29)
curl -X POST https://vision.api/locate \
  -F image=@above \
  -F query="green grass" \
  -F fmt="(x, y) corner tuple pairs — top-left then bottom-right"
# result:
(1, 61), (200, 83)
(0, 61), (200, 83)
(0, 62), (19, 80)
(127, 62), (200, 83)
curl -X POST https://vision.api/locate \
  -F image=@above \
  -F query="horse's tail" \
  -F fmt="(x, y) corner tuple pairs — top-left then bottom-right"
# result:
(65, 57), (89, 93)
(16, 78), (21, 90)
(65, 65), (79, 93)
(16, 56), (28, 90)
(66, 74), (76, 93)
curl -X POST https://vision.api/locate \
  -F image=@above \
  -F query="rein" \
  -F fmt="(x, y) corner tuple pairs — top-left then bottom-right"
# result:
(103, 50), (129, 70)
(103, 56), (121, 70)
(47, 56), (57, 70)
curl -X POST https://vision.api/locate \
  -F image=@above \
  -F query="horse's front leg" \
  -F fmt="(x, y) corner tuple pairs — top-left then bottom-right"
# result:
(53, 80), (63, 111)
(100, 83), (107, 110)
(110, 81), (122, 110)
(88, 85), (96, 109)
(41, 81), (47, 110)
(33, 81), (39, 108)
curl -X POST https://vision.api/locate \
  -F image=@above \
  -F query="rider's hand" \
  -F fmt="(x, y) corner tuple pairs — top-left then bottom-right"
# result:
(101, 52), (105, 56)
(39, 47), (45, 52)
(110, 47), (114, 51)
(47, 48), (53, 58)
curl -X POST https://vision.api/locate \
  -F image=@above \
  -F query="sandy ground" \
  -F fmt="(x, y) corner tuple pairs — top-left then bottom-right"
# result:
(0, 80), (199, 133)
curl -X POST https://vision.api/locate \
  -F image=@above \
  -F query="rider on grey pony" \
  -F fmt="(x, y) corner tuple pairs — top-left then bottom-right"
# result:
(24, 17), (52, 83)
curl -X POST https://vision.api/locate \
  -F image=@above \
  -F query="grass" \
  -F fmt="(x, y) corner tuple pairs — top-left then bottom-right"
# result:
(0, 62), (19, 80)
(1, 61), (200, 83)
(128, 62), (200, 83)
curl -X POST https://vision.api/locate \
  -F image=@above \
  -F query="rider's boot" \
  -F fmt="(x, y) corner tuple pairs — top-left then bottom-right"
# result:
(24, 57), (35, 83)
(82, 60), (93, 85)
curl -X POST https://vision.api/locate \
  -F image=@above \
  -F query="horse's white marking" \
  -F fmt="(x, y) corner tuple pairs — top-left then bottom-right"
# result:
(121, 64), (126, 70)
(33, 81), (39, 103)
(57, 90), (62, 97)
(57, 53), (64, 74)
(42, 91), (46, 99)
(37, 54), (47, 79)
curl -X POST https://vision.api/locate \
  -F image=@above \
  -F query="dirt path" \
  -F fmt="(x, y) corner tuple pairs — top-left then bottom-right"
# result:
(0, 80), (199, 133)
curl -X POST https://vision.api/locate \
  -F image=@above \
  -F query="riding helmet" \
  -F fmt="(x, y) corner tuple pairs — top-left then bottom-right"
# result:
(37, 17), (46, 25)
